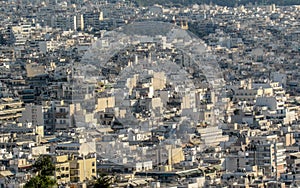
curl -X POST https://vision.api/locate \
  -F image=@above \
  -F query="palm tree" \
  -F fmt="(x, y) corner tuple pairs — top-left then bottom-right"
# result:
(94, 173), (113, 188)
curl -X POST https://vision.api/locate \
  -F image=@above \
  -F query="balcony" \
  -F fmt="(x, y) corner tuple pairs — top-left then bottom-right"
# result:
(55, 112), (69, 118)
(0, 107), (25, 115)
(70, 169), (80, 176)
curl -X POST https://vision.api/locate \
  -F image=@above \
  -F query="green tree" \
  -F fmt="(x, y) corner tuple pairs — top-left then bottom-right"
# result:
(33, 155), (55, 176)
(94, 174), (113, 188)
(25, 155), (57, 188)
(24, 175), (56, 188)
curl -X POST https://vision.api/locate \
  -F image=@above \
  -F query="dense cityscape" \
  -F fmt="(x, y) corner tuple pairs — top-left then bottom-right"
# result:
(1, 0), (300, 187)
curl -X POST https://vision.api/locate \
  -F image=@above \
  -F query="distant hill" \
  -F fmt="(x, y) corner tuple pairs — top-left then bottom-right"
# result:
(135, 0), (300, 7)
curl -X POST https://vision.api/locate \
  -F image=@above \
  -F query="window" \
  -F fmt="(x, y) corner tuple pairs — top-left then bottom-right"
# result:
(60, 108), (66, 113)
(92, 169), (95, 173)
(60, 120), (66, 124)
(92, 162), (95, 167)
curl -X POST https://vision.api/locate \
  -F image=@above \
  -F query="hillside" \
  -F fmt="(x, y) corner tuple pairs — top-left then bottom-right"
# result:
(135, 0), (300, 7)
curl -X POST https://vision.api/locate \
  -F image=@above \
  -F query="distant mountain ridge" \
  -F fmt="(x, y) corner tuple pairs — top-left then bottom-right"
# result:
(135, 0), (300, 7)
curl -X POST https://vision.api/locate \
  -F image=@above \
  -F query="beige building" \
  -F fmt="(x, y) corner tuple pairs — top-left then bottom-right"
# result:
(233, 88), (263, 104)
(53, 155), (71, 185)
(157, 145), (185, 170)
(0, 98), (24, 122)
(96, 96), (115, 112)
(70, 155), (97, 182)
(181, 94), (193, 109)
(126, 75), (138, 95)
(152, 72), (166, 90)
(26, 63), (45, 78)
(197, 126), (229, 146)
(50, 154), (97, 184)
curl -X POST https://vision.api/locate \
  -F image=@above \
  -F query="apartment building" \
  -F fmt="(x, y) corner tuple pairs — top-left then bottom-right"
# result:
(245, 137), (286, 178)
(69, 155), (96, 183)
(0, 98), (24, 122)
(53, 155), (71, 185)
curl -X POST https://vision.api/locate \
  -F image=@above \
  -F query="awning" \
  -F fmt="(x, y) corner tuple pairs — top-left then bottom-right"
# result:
(0, 170), (13, 177)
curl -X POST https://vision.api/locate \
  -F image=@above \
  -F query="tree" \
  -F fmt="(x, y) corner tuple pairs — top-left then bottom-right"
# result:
(25, 155), (57, 188)
(33, 155), (55, 176)
(24, 175), (56, 188)
(94, 173), (113, 188)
